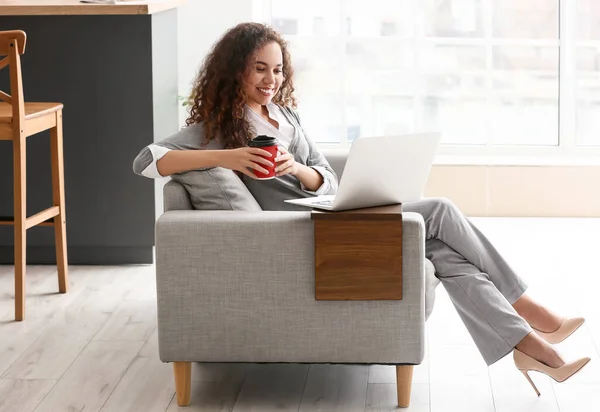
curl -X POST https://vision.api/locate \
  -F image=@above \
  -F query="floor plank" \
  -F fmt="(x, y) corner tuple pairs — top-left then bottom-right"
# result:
(164, 360), (251, 411)
(0, 379), (56, 412)
(192, 362), (250, 384)
(488, 353), (560, 412)
(0, 266), (83, 377)
(232, 364), (309, 412)
(33, 340), (144, 412)
(166, 380), (243, 412)
(365, 383), (429, 412)
(430, 377), (495, 412)
(553, 383), (600, 412)
(100, 331), (175, 412)
(1, 267), (139, 380)
(1, 334), (90, 380)
(298, 364), (369, 412)
(93, 299), (157, 342)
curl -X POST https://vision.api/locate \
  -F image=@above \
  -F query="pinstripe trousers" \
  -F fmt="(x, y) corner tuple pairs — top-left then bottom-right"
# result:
(403, 197), (532, 365)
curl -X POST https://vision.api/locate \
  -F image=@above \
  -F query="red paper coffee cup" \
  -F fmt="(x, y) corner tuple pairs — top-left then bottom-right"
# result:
(248, 135), (278, 179)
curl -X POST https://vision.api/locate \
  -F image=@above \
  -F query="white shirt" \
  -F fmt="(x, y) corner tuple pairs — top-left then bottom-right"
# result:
(141, 103), (295, 178)
(246, 103), (295, 150)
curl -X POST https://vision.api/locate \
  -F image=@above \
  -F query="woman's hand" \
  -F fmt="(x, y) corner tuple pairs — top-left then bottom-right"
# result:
(274, 146), (298, 177)
(217, 147), (274, 179)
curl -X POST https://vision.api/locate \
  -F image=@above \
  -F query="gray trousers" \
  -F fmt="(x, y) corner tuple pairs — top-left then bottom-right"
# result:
(403, 197), (532, 365)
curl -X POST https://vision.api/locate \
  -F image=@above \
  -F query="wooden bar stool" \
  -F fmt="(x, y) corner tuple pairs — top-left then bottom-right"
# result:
(0, 30), (68, 321)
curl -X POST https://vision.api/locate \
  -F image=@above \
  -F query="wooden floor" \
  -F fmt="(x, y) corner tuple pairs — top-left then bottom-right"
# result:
(0, 217), (599, 412)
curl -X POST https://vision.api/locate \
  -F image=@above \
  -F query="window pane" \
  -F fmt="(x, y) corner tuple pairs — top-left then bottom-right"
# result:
(271, 0), (341, 36)
(346, 69), (417, 97)
(419, 43), (486, 72)
(422, 97), (488, 145)
(493, 46), (558, 71)
(296, 94), (344, 144)
(491, 46), (558, 145)
(577, 0), (600, 40)
(345, 0), (415, 38)
(288, 37), (342, 73)
(576, 101), (600, 146)
(489, 99), (558, 146)
(418, 44), (487, 144)
(347, 96), (414, 141)
(345, 38), (414, 71)
(423, 0), (483, 38)
(289, 38), (343, 143)
(492, 0), (558, 39)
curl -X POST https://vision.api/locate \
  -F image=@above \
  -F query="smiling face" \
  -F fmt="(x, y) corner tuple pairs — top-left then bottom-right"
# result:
(243, 41), (285, 112)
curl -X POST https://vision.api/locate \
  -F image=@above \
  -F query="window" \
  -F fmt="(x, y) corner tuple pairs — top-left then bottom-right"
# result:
(260, 0), (600, 160)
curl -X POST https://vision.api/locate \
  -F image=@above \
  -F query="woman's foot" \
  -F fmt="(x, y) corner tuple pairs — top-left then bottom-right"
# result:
(534, 317), (586, 344)
(513, 294), (563, 333)
(516, 331), (565, 368)
(513, 294), (585, 344)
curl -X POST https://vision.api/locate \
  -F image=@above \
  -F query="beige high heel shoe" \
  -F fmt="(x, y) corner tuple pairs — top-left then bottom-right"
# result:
(513, 349), (590, 396)
(534, 317), (585, 344)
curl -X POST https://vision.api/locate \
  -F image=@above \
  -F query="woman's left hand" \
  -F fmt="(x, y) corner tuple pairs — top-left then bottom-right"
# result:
(274, 146), (298, 177)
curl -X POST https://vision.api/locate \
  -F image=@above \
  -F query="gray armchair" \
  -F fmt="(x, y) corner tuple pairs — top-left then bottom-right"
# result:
(154, 152), (440, 408)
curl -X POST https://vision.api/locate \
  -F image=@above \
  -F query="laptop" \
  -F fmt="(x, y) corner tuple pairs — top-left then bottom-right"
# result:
(284, 133), (441, 211)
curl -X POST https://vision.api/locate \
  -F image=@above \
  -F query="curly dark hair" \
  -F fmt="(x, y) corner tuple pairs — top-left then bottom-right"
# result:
(185, 22), (297, 149)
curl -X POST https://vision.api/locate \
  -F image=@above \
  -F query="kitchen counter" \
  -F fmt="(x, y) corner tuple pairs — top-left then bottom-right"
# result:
(0, 0), (186, 15)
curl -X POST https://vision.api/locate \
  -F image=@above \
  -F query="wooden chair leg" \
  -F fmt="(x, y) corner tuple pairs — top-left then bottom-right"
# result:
(50, 111), (68, 293)
(396, 365), (414, 408)
(173, 362), (191, 406)
(13, 133), (26, 321)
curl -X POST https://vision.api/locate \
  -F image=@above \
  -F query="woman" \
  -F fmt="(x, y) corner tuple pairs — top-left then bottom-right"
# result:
(133, 22), (590, 394)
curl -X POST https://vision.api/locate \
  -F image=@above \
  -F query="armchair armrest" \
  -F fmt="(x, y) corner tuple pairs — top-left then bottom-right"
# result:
(154, 210), (427, 365)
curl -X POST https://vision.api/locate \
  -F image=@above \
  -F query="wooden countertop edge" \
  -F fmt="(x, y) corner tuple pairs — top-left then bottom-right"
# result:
(0, 0), (187, 16)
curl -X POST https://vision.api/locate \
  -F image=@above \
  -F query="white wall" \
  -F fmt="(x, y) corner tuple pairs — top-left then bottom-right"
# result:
(176, 0), (265, 127)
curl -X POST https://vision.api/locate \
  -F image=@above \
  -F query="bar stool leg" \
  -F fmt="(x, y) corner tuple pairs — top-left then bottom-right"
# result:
(13, 132), (26, 321)
(51, 111), (68, 293)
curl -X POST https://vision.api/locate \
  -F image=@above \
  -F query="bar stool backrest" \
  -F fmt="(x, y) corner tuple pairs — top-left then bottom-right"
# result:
(0, 30), (27, 126)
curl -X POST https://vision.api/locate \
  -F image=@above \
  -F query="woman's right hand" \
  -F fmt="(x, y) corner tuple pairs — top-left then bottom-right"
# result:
(217, 147), (274, 178)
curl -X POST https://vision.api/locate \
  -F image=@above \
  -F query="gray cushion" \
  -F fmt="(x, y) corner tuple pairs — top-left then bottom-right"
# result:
(163, 179), (193, 212)
(171, 168), (262, 211)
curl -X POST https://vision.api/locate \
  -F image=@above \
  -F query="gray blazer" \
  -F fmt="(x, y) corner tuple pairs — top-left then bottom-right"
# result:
(133, 105), (339, 211)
